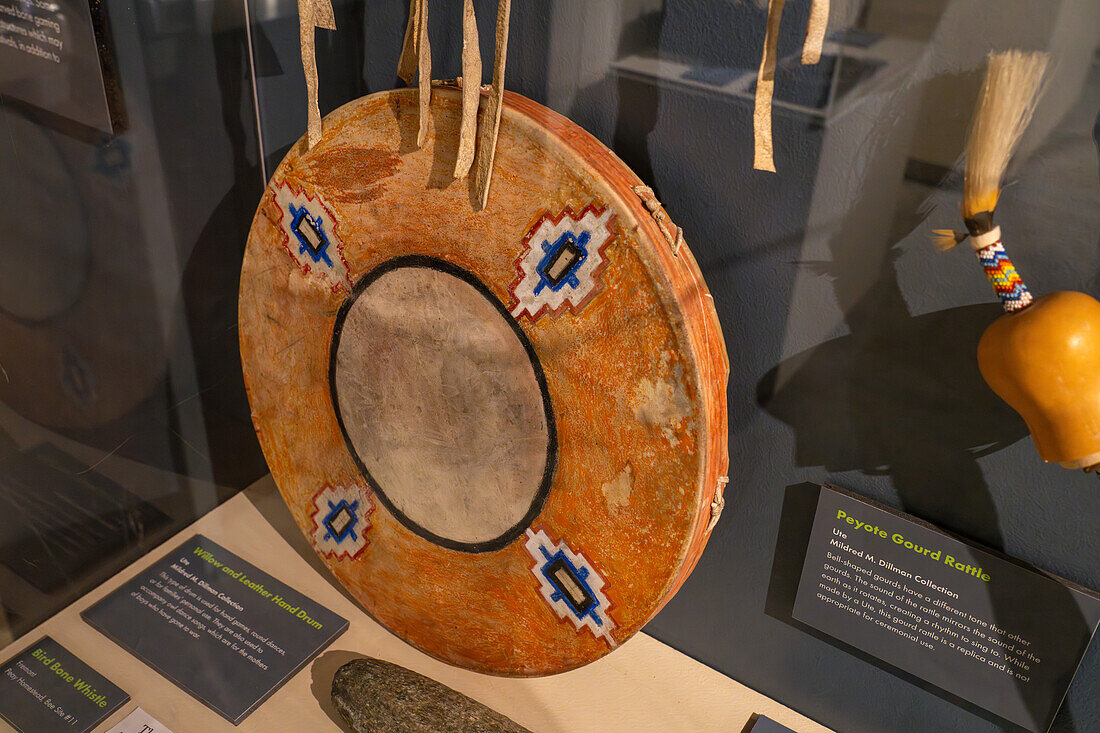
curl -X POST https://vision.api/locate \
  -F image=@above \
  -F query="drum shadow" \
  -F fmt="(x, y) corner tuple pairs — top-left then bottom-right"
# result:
(756, 247), (1025, 548)
(386, 89), (479, 203)
(212, 0), (281, 183)
(564, 7), (663, 191)
(243, 476), (362, 609)
(608, 8), (664, 187)
(180, 165), (271, 490)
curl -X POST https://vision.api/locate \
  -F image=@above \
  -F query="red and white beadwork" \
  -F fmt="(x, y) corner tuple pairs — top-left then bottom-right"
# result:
(272, 181), (352, 292)
(524, 527), (617, 647)
(509, 205), (615, 321)
(309, 484), (374, 560)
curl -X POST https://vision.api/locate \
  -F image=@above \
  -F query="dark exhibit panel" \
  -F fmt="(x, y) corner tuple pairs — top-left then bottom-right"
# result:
(0, 0), (268, 639)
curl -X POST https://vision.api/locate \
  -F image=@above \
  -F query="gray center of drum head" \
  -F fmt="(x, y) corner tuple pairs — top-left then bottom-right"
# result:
(330, 256), (556, 553)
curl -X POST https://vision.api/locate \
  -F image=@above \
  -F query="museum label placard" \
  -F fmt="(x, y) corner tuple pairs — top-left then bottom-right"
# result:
(82, 534), (348, 724)
(0, 635), (128, 733)
(0, 0), (122, 133)
(793, 486), (1100, 732)
(105, 706), (175, 733)
(746, 714), (797, 733)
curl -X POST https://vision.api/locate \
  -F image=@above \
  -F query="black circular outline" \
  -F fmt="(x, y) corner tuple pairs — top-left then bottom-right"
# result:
(329, 255), (558, 553)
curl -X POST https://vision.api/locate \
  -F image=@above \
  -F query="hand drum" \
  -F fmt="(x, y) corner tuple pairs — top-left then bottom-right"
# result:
(239, 88), (729, 675)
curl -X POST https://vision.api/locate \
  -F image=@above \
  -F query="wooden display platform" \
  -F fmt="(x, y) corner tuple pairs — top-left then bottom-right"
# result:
(0, 476), (830, 732)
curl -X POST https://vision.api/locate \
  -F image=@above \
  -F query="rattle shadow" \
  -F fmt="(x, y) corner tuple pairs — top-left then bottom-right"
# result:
(757, 249), (1026, 549)
(757, 242), (1091, 728)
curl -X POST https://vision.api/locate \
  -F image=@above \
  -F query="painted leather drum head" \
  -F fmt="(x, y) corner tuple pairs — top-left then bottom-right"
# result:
(239, 88), (728, 675)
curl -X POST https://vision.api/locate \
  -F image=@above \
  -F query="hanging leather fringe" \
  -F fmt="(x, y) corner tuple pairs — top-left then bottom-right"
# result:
(397, 0), (418, 83)
(753, 0), (785, 172)
(299, 0), (336, 150)
(754, 0), (829, 171)
(801, 0), (829, 64)
(454, 0), (481, 178)
(415, 0), (431, 148)
(472, 0), (511, 210)
(397, 0), (432, 148)
(395, 0), (508, 204)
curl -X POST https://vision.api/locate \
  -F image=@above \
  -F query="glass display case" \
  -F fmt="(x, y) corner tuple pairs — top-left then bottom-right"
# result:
(0, 0), (1097, 730)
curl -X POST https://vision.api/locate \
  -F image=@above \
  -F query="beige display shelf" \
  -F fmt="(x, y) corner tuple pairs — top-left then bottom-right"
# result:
(0, 476), (830, 733)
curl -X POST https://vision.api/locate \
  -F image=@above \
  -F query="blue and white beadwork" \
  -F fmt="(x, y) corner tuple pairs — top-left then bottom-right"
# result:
(310, 484), (374, 560)
(524, 528), (617, 647)
(273, 181), (351, 292)
(510, 205), (614, 321)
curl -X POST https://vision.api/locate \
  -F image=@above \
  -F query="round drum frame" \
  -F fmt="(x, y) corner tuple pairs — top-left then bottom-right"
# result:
(239, 88), (728, 675)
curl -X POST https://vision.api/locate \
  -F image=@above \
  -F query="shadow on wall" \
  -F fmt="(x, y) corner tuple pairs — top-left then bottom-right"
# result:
(180, 169), (268, 490)
(755, 264), (1027, 551)
(541, 0), (1100, 729)
(179, 0), (278, 490)
(754, 50), (1094, 726)
(754, 87), (1030, 548)
(608, 8), (664, 185)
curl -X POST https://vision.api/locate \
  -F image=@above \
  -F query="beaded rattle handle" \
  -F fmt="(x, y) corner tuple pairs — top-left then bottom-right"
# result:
(970, 226), (1033, 312)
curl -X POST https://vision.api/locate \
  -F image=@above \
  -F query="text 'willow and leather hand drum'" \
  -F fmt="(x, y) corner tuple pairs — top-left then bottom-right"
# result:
(239, 87), (729, 675)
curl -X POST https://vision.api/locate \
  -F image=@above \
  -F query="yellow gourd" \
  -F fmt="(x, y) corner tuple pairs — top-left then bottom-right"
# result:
(977, 291), (1100, 470)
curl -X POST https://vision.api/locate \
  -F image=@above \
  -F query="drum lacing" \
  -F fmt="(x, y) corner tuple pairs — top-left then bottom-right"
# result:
(706, 477), (729, 534)
(630, 185), (684, 256)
